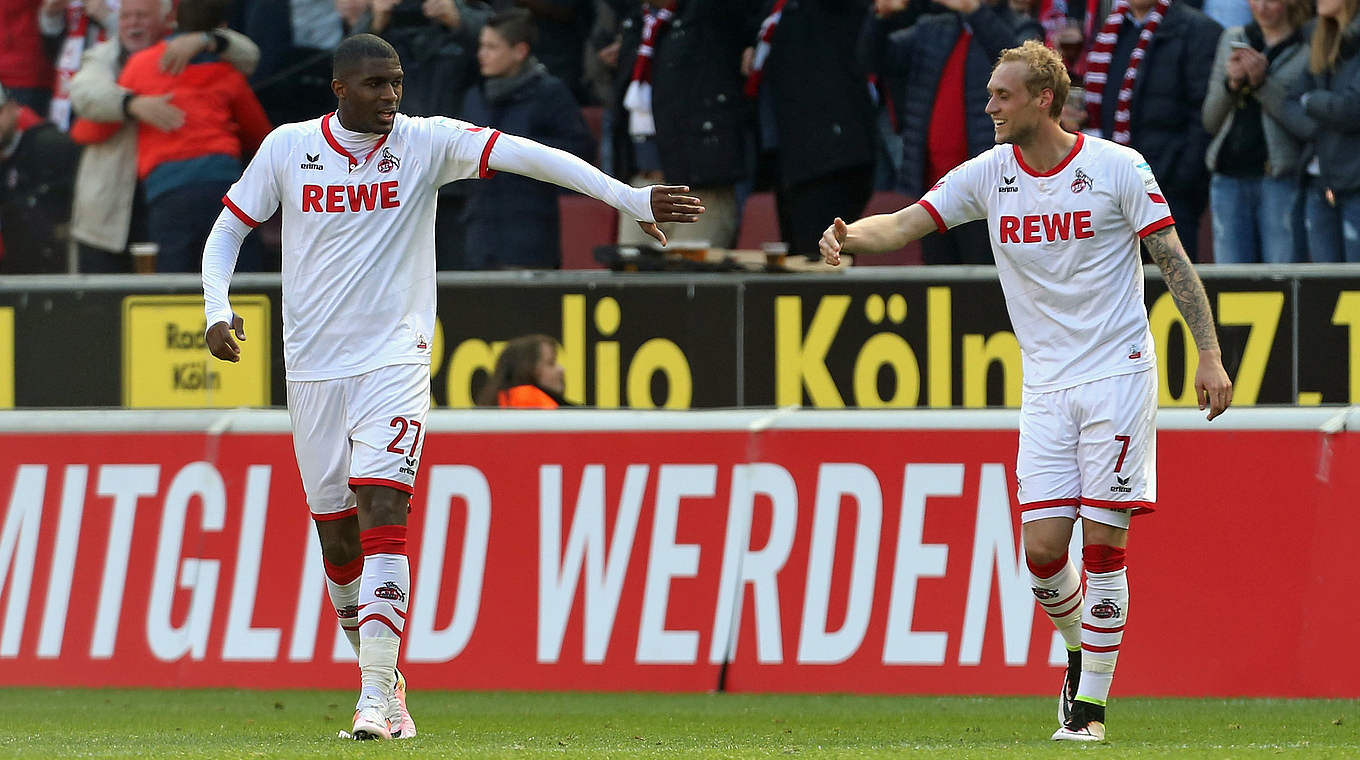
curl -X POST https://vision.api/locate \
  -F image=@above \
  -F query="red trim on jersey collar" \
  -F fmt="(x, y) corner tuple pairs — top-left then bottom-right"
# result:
(321, 112), (391, 169)
(222, 195), (261, 227)
(1013, 132), (1085, 178)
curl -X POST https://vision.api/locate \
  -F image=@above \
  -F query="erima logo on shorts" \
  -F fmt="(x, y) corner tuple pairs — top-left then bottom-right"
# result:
(1110, 474), (1132, 493)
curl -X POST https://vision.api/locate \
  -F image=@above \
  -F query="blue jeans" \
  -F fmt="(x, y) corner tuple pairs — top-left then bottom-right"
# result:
(1304, 182), (1360, 263)
(1210, 174), (1301, 264)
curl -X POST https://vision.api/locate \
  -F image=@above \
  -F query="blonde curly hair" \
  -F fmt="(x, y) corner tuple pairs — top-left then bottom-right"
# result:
(994, 40), (1070, 120)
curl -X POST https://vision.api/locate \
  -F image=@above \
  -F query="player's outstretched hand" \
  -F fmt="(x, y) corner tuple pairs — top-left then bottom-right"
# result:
(206, 315), (247, 363)
(819, 217), (849, 266)
(1195, 349), (1233, 421)
(638, 185), (705, 247)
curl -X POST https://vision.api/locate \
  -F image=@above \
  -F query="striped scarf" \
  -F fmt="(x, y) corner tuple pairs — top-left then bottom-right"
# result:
(622, 2), (675, 137)
(49, 1), (111, 131)
(742, 0), (787, 97)
(1082, 0), (1170, 145)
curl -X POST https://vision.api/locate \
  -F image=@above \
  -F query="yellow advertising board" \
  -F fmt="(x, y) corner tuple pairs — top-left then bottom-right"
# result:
(122, 295), (270, 407)
(0, 307), (12, 408)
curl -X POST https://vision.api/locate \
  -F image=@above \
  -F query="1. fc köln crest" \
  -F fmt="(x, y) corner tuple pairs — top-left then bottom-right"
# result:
(377, 147), (401, 174)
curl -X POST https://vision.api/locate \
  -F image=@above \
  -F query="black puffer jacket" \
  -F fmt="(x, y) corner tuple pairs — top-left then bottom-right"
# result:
(0, 119), (79, 274)
(862, 4), (1040, 197)
(761, 0), (877, 188)
(1108, 2), (1222, 204)
(610, 0), (758, 186)
(461, 64), (594, 268)
(1292, 16), (1360, 193)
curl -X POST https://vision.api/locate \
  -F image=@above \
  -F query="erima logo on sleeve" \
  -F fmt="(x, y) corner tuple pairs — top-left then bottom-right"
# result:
(300, 152), (325, 170)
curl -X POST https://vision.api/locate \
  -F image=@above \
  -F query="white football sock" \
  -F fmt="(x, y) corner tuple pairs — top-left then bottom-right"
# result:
(1029, 557), (1083, 650)
(1077, 566), (1128, 706)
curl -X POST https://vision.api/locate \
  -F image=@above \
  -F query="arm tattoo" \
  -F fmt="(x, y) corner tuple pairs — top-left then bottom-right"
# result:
(1144, 228), (1220, 352)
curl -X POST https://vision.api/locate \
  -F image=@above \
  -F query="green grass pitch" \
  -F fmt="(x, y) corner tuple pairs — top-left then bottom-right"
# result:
(2, 688), (1356, 758)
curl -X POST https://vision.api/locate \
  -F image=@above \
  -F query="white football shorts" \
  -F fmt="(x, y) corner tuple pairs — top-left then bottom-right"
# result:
(286, 362), (430, 521)
(1016, 368), (1156, 529)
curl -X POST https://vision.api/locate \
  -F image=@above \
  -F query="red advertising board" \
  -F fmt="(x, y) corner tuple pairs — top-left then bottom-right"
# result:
(0, 411), (1356, 697)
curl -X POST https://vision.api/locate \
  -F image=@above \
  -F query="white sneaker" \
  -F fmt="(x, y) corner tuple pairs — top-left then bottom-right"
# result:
(1052, 720), (1105, 742)
(352, 697), (392, 741)
(386, 669), (417, 739)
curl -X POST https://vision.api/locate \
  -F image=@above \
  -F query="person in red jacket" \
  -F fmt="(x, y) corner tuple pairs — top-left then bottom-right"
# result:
(73, 0), (271, 271)
(1, 0), (56, 113)
(478, 333), (568, 408)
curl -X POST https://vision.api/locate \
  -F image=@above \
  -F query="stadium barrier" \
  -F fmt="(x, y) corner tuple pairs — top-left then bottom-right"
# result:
(4, 264), (1360, 408)
(0, 407), (1356, 697)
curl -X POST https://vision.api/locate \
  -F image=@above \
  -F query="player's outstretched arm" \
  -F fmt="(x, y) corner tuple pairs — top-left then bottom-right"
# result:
(486, 133), (701, 246)
(819, 204), (937, 266)
(1144, 226), (1233, 420)
(202, 207), (252, 363)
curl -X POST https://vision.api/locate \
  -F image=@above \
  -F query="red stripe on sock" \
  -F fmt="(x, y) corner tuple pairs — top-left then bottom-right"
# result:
(1040, 587), (1082, 610)
(323, 555), (364, 585)
(1049, 599), (1083, 618)
(1082, 622), (1125, 633)
(1027, 554), (1068, 579)
(360, 524), (408, 556)
(359, 602), (407, 620)
(1082, 544), (1126, 573)
(1082, 643), (1121, 653)
(358, 614), (404, 637)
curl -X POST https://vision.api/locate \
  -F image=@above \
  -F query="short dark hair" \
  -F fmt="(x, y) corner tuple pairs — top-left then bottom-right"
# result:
(332, 34), (400, 80)
(486, 8), (537, 49)
(177, 0), (232, 33)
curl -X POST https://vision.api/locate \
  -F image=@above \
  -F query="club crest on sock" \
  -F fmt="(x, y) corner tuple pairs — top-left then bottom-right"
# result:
(1090, 598), (1123, 620)
(374, 581), (406, 604)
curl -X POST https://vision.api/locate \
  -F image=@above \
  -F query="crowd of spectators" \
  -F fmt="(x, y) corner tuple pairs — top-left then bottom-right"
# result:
(0, 0), (1355, 272)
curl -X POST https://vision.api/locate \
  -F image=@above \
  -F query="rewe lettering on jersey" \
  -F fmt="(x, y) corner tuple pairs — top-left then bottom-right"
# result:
(998, 210), (1094, 243)
(301, 181), (400, 213)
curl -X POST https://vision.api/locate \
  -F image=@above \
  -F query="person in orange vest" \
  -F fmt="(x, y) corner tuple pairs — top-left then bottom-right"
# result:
(480, 333), (568, 408)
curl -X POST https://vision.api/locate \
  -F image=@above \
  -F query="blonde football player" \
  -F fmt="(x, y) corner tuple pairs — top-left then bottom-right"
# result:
(819, 40), (1232, 742)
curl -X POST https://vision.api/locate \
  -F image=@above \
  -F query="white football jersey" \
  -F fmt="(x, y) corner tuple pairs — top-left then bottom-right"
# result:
(920, 133), (1174, 393)
(222, 112), (499, 381)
